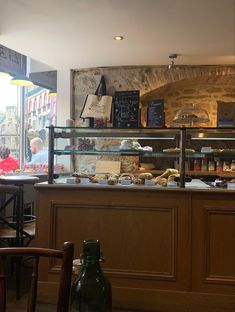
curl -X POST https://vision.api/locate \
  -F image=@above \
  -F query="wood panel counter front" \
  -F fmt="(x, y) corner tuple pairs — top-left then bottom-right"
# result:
(35, 183), (235, 312)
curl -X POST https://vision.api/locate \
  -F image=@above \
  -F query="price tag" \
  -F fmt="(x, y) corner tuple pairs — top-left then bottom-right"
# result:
(145, 179), (155, 186)
(98, 179), (108, 185)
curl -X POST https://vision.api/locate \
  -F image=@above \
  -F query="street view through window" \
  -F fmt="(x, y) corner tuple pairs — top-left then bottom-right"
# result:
(0, 74), (56, 174)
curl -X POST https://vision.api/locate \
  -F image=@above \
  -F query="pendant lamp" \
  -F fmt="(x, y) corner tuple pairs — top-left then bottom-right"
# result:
(0, 71), (12, 78)
(48, 89), (57, 97)
(10, 75), (34, 87)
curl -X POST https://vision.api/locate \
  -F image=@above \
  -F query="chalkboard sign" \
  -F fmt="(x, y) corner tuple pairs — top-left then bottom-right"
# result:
(147, 99), (164, 127)
(113, 90), (140, 128)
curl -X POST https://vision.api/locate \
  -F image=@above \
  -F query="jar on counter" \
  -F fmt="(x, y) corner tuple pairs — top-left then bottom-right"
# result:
(216, 160), (223, 173)
(194, 159), (201, 171)
(201, 158), (208, 171)
(223, 161), (230, 172)
(208, 159), (215, 171)
(231, 160), (235, 171)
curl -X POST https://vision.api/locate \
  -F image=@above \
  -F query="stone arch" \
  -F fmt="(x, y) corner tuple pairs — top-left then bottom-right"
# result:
(140, 73), (235, 127)
(73, 65), (235, 125)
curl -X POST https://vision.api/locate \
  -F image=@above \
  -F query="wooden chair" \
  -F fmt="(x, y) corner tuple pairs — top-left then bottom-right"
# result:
(0, 242), (74, 312)
(0, 184), (36, 300)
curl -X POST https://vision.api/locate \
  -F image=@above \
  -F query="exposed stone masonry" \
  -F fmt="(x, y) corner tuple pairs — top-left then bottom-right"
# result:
(72, 65), (235, 172)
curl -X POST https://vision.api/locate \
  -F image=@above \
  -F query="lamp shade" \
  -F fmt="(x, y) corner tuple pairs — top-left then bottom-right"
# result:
(48, 89), (57, 97)
(10, 75), (34, 87)
(0, 71), (12, 78)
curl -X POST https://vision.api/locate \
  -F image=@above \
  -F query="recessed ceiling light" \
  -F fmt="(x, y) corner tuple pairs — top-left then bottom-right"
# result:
(113, 35), (124, 41)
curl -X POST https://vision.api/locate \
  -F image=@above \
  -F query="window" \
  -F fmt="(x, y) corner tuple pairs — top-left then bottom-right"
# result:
(0, 75), (56, 173)
(0, 75), (20, 173)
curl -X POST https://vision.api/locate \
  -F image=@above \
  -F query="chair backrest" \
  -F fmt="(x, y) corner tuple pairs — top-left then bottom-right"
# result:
(0, 242), (74, 312)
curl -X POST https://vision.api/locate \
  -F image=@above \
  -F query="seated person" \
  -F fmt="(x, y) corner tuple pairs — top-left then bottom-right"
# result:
(0, 146), (19, 173)
(29, 137), (48, 164)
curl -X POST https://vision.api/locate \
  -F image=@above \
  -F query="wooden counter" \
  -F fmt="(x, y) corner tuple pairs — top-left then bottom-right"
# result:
(35, 183), (235, 312)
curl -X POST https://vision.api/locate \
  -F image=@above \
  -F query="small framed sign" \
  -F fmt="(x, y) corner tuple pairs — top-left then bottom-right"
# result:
(113, 90), (140, 128)
(147, 99), (164, 128)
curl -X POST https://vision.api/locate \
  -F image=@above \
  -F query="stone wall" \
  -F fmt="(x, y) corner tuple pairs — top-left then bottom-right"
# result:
(141, 76), (235, 127)
(73, 65), (235, 126)
(72, 65), (235, 173)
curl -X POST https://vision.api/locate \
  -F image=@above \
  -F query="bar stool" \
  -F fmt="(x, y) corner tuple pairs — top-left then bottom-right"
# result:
(0, 175), (39, 299)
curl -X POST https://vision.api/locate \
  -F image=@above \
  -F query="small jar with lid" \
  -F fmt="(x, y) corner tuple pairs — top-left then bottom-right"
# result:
(216, 160), (223, 173)
(223, 161), (230, 172)
(194, 159), (201, 171)
(231, 160), (235, 172)
(208, 159), (215, 172)
(201, 158), (208, 171)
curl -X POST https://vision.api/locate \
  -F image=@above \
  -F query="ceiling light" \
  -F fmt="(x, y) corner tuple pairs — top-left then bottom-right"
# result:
(0, 71), (12, 78)
(10, 75), (34, 87)
(113, 35), (124, 41)
(48, 89), (57, 97)
(168, 53), (178, 70)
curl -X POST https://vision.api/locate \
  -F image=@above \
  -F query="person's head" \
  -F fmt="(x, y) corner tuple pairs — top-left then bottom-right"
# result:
(30, 137), (43, 155)
(0, 146), (10, 159)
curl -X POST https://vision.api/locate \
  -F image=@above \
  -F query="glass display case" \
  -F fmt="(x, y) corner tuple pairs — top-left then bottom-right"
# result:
(47, 126), (235, 187)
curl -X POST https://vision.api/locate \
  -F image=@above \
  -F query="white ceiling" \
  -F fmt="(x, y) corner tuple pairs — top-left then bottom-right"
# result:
(0, 0), (235, 71)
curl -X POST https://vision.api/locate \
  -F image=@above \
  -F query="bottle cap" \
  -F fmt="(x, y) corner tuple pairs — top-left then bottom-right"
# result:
(83, 239), (101, 259)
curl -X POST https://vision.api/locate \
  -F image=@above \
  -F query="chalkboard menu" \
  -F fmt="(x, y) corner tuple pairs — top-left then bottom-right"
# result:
(113, 90), (140, 128)
(147, 99), (164, 127)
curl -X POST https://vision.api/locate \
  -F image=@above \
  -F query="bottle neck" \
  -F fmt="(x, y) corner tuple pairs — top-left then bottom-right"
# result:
(82, 257), (102, 270)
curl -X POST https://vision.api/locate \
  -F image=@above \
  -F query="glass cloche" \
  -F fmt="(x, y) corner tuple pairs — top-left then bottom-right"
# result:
(173, 105), (210, 125)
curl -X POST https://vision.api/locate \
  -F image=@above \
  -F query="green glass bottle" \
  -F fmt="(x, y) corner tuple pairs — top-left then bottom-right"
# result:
(70, 239), (112, 312)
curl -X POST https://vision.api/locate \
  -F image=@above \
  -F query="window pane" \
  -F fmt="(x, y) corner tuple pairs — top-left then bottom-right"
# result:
(0, 75), (20, 173)
(24, 85), (57, 173)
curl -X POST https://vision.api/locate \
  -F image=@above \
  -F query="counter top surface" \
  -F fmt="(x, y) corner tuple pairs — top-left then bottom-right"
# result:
(34, 179), (235, 193)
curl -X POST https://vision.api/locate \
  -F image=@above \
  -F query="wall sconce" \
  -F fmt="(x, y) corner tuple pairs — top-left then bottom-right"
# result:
(10, 75), (34, 87)
(168, 54), (178, 70)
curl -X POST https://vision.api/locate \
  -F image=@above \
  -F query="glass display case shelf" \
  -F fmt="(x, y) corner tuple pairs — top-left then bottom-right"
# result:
(48, 125), (235, 186)
(53, 149), (235, 158)
(51, 126), (235, 139)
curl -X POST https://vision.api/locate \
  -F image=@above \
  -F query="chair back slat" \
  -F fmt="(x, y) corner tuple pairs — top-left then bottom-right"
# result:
(57, 242), (74, 312)
(0, 242), (74, 312)
(27, 256), (39, 312)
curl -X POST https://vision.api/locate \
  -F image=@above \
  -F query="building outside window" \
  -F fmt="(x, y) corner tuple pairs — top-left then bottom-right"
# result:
(0, 75), (56, 173)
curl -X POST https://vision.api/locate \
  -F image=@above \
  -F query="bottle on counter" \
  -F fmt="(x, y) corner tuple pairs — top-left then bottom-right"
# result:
(216, 160), (223, 173)
(70, 239), (112, 312)
(223, 161), (230, 172)
(194, 159), (201, 171)
(231, 160), (235, 172)
(208, 159), (216, 172)
(201, 158), (208, 171)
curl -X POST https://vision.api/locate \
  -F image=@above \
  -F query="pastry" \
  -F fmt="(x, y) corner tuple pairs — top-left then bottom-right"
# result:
(118, 173), (134, 184)
(133, 177), (145, 185)
(139, 172), (153, 180)
(108, 176), (118, 185)
(155, 177), (168, 187)
(90, 174), (109, 183)
(168, 173), (180, 182)
(120, 139), (142, 151)
(163, 148), (195, 153)
(160, 169), (179, 179)
(72, 172), (90, 178)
